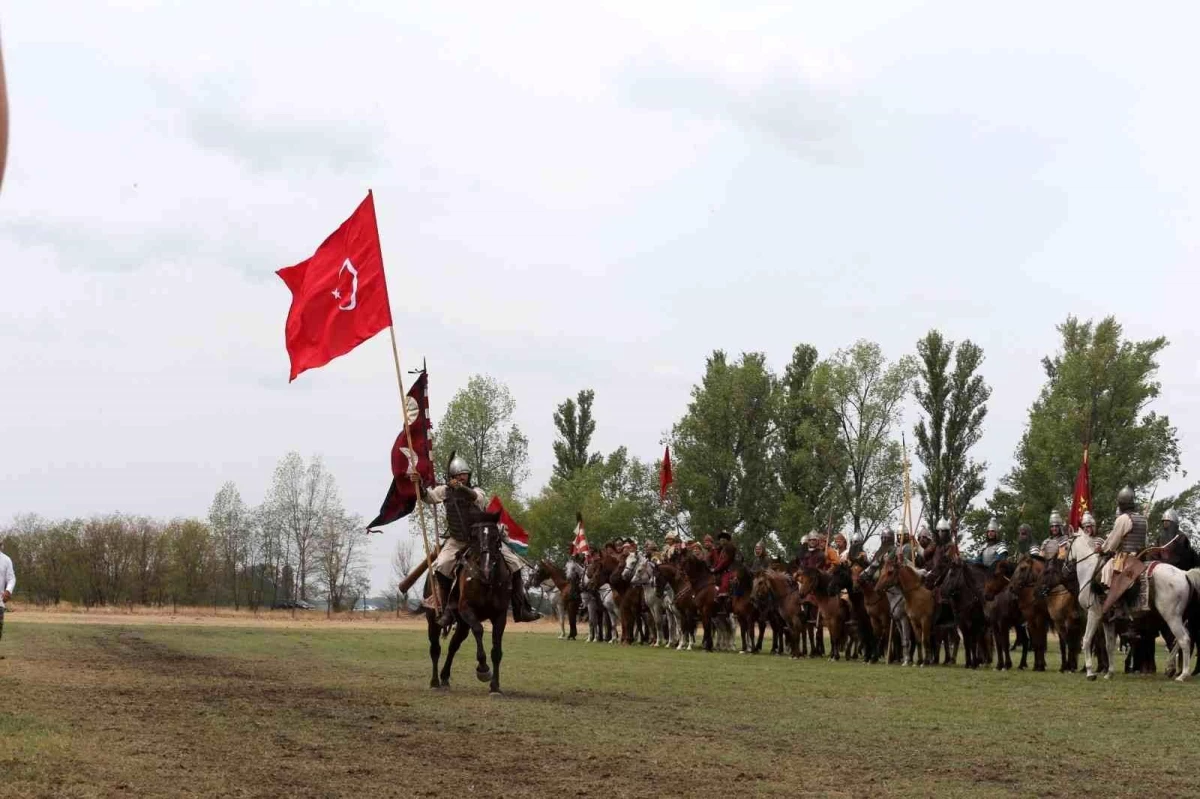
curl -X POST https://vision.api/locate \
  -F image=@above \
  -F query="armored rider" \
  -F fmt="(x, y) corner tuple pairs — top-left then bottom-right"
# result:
(1159, 508), (1186, 548)
(1040, 512), (1069, 560)
(1079, 511), (1098, 541)
(1097, 486), (1149, 607)
(750, 540), (772, 575)
(976, 518), (1008, 573)
(863, 527), (895, 581)
(422, 454), (541, 627)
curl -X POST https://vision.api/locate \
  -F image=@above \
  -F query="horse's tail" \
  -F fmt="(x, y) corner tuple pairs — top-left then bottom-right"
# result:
(1186, 568), (1200, 600)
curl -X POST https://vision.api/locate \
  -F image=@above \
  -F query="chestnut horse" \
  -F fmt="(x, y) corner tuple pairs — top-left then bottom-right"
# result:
(1007, 556), (1049, 672)
(529, 560), (581, 640)
(797, 566), (851, 660)
(876, 559), (935, 666)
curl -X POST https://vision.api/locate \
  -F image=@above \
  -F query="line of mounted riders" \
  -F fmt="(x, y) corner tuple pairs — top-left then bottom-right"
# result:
(529, 492), (1200, 682)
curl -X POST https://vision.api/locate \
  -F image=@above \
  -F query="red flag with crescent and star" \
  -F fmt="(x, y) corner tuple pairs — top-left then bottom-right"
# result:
(659, 446), (673, 502)
(367, 371), (435, 531)
(277, 191), (393, 382)
(1069, 447), (1091, 530)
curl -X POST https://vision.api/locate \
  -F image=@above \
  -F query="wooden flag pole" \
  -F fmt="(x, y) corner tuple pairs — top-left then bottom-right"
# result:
(387, 325), (439, 614)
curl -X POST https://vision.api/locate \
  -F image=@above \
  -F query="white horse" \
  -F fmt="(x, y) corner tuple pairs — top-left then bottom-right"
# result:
(886, 587), (914, 666)
(1071, 533), (1197, 682)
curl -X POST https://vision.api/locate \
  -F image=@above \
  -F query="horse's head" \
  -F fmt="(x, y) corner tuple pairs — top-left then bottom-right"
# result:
(468, 522), (503, 585)
(826, 561), (853, 594)
(875, 558), (899, 593)
(526, 560), (551, 589)
(796, 567), (826, 597)
(1034, 555), (1064, 598)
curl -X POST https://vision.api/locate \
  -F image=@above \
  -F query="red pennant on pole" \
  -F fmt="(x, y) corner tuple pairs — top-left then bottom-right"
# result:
(659, 446), (673, 502)
(367, 371), (434, 530)
(1069, 446), (1091, 530)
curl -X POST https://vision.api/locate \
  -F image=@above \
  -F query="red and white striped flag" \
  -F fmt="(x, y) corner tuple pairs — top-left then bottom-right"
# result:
(569, 513), (589, 556)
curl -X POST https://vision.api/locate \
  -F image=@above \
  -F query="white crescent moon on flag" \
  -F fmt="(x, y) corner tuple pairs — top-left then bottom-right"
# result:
(337, 258), (358, 311)
(404, 396), (420, 425)
(397, 447), (420, 475)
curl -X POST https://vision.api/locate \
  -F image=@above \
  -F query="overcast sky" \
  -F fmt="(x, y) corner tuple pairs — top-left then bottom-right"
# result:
(2, 2), (1198, 592)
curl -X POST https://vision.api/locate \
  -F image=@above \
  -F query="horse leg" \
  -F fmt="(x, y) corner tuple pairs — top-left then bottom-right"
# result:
(1102, 619), (1118, 680)
(489, 614), (507, 694)
(460, 608), (490, 683)
(428, 616), (443, 688)
(440, 621), (470, 687)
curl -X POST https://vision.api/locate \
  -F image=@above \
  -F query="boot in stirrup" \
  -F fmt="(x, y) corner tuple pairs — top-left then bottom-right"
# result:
(510, 572), (541, 623)
(435, 573), (456, 628)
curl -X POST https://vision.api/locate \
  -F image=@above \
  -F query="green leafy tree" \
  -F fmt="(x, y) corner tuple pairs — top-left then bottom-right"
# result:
(913, 331), (990, 529)
(974, 316), (1191, 551)
(524, 448), (672, 559)
(777, 345), (846, 554)
(433, 375), (530, 501)
(826, 341), (917, 536)
(551, 389), (602, 480)
(671, 351), (779, 550)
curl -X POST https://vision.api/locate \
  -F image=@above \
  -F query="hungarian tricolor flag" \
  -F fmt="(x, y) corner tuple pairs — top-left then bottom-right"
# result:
(277, 192), (392, 381)
(569, 513), (589, 556)
(1069, 447), (1091, 530)
(659, 445), (673, 502)
(367, 371), (435, 531)
(487, 496), (529, 556)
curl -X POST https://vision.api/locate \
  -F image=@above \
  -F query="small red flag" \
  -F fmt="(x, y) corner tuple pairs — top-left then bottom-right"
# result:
(1069, 447), (1091, 530)
(660, 445), (673, 502)
(277, 192), (393, 381)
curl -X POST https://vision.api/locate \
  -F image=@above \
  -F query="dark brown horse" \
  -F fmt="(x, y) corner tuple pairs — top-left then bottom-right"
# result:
(679, 551), (720, 651)
(1033, 554), (1083, 672)
(423, 521), (512, 694)
(1007, 556), (1049, 672)
(751, 569), (809, 658)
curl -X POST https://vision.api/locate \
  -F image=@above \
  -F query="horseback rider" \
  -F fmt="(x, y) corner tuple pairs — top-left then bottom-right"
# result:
(975, 517), (1008, 573)
(703, 535), (718, 568)
(1159, 508), (1187, 547)
(662, 530), (681, 561)
(622, 540), (650, 586)
(917, 522), (935, 561)
(750, 540), (772, 575)
(1097, 486), (1150, 615)
(1040, 512), (1068, 560)
(1079, 511), (1098, 541)
(712, 531), (738, 599)
(832, 532), (850, 564)
(1016, 523), (1035, 556)
(421, 454), (541, 627)
(932, 517), (952, 548)
(863, 527), (895, 580)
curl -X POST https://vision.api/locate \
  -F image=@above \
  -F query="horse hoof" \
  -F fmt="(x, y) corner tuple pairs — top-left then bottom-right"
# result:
(1086, 673), (1097, 681)
(489, 690), (505, 697)
(476, 669), (491, 683)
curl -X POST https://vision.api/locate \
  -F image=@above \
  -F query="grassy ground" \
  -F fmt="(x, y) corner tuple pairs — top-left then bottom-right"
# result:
(0, 617), (1195, 798)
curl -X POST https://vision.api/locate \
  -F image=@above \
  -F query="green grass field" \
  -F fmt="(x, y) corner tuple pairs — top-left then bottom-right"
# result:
(0, 619), (1195, 798)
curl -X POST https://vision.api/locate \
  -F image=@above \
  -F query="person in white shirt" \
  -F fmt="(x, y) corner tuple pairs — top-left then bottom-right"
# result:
(0, 540), (16, 646)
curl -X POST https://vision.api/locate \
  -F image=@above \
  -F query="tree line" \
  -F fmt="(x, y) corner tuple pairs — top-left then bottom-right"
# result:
(2, 453), (372, 611)
(430, 315), (1196, 560)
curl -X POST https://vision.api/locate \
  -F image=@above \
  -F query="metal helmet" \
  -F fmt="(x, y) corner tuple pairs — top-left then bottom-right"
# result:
(1049, 511), (1063, 529)
(851, 532), (865, 547)
(1018, 523), (1032, 538)
(1081, 511), (1096, 528)
(447, 455), (471, 479)
(880, 526), (895, 544)
(937, 518), (952, 532)
(1117, 486), (1136, 512)
(1163, 508), (1180, 526)
(917, 526), (932, 542)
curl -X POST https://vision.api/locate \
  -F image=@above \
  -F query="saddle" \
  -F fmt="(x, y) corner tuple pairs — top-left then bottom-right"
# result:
(1100, 554), (1148, 617)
